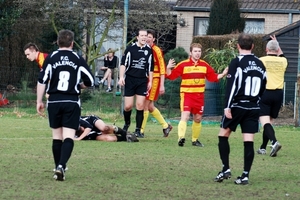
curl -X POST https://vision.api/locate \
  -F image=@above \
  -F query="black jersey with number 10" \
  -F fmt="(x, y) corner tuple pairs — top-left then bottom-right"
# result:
(224, 54), (266, 109)
(38, 50), (94, 101)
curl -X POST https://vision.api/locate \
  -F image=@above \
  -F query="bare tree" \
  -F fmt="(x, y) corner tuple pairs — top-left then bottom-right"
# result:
(14, 0), (176, 73)
(127, 0), (177, 51)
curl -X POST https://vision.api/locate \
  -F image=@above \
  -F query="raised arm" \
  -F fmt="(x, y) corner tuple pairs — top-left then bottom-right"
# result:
(270, 35), (283, 56)
(166, 58), (176, 76)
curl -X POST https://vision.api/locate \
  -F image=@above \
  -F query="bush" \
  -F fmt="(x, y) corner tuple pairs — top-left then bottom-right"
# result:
(193, 34), (267, 59)
(80, 89), (93, 102)
(158, 47), (188, 109)
(202, 39), (238, 115)
(207, 0), (245, 35)
(204, 39), (238, 73)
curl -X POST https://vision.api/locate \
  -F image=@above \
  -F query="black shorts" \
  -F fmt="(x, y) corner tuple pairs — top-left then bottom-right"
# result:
(221, 107), (260, 133)
(89, 115), (101, 125)
(48, 101), (81, 130)
(82, 131), (102, 140)
(260, 89), (283, 119)
(124, 75), (148, 96)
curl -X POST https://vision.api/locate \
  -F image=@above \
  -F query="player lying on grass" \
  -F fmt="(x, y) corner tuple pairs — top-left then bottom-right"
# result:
(75, 115), (139, 142)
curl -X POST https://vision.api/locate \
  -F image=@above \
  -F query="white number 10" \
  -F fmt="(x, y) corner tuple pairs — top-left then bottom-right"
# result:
(244, 76), (261, 96)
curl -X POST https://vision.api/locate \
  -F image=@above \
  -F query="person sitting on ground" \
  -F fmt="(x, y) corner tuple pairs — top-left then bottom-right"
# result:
(75, 115), (139, 142)
(98, 48), (118, 92)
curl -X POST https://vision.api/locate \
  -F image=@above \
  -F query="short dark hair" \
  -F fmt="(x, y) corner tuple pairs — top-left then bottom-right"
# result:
(238, 33), (253, 50)
(23, 43), (39, 52)
(57, 29), (74, 48)
(137, 28), (147, 36)
(147, 29), (156, 38)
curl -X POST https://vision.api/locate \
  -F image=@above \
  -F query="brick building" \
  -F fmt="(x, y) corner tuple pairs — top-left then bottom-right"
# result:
(173, 0), (300, 52)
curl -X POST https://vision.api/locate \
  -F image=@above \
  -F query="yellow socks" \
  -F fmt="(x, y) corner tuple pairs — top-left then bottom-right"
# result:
(178, 120), (187, 140)
(151, 108), (168, 129)
(141, 108), (168, 133)
(141, 111), (149, 134)
(192, 122), (202, 142)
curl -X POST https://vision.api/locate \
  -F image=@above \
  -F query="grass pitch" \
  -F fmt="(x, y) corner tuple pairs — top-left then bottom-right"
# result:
(0, 114), (299, 200)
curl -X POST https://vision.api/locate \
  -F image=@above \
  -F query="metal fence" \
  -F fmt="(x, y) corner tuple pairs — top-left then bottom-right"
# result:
(156, 81), (297, 118)
(155, 80), (297, 119)
(0, 66), (39, 92)
(0, 66), (297, 121)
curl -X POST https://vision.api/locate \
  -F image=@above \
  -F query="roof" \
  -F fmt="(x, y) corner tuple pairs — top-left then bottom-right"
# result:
(174, 0), (300, 13)
(262, 20), (300, 40)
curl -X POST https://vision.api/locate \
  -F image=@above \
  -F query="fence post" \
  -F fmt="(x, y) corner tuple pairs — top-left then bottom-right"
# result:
(295, 80), (299, 127)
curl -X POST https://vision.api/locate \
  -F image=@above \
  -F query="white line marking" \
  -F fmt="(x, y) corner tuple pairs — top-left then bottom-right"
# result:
(0, 137), (51, 140)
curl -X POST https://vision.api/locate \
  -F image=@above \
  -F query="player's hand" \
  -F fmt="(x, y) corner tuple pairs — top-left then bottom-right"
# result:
(118, 77), (125, 86)
(102, 125), (115, 134)
(224, 108), (232, 119)
(37, 102), (45, 116)
(147, 81), (152, 91)
(79, 83), (87, 89)
(270, 35), (277, 41)
(159, 85), (165, 95)
(167, 58), (176, 69)
(222, 67), (229, 76)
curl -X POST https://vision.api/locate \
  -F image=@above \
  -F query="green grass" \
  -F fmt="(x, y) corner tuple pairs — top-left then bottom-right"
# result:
(1, 90), (299, 199)
(0, 113), (300, 200)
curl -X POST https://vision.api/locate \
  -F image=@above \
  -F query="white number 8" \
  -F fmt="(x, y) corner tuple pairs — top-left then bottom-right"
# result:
(57, 71), (70, 91)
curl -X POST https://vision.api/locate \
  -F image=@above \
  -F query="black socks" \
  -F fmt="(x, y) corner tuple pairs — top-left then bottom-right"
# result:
(243, 141), (254, 177)
(58, 138), (74, 169)
(115, 126), (127, 142)
(135, 109), (144, 132)
(123, 110), (132, 126)
(260, 123), (277, 149)
(52, 139), (62, 168)
(218, 136), (230, 171)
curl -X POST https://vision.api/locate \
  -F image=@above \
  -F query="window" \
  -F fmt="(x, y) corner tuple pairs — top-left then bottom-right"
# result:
(194, 17), (209, 36)
(194, 17), (265, 35)
(244, 19), (265, 34)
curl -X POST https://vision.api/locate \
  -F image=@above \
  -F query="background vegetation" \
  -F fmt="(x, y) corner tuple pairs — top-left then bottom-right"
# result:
(207, 0), (245, 35)
(0, 0), (177, 90)
(194, 34), (267, 61)
(157, 47), (189, 110)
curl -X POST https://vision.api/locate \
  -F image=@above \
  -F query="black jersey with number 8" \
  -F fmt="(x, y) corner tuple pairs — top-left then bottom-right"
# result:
(38, 50), (94, 101)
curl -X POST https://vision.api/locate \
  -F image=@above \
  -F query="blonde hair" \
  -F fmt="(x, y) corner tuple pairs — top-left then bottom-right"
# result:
(107, 48), (115, 55)
(190, 43), (202, 52)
